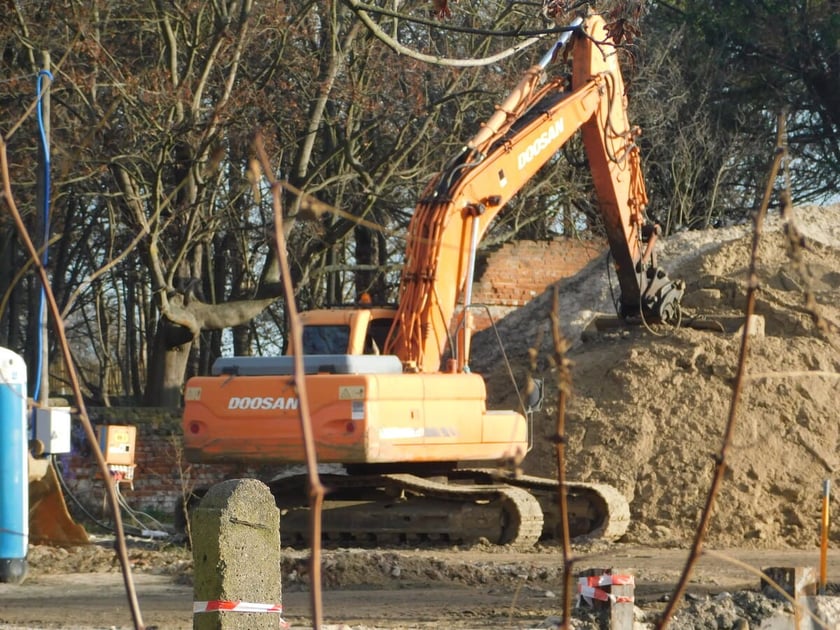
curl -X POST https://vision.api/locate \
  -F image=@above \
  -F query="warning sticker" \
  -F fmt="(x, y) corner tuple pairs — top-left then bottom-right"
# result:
(339, 386), (365, 400)
(351, 401), (364, 421)
(184, 387), (202, 401)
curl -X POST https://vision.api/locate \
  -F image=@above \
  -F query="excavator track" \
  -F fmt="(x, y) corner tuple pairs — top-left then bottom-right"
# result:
(268, 470), (627, 548)
(385, 473), (545, 548)
(270, 472), (543, 548)
(457, 470), (630, 542)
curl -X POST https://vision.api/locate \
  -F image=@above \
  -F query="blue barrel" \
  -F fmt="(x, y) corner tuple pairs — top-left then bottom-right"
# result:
(0, 347), (28, 584)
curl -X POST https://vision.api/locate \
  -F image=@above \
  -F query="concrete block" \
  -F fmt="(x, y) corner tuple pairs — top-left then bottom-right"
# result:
(761, 566), (816, 601)
(759, 596), (840, 629)
(759, 567), (836, 630)
(192, 478), (282, 630)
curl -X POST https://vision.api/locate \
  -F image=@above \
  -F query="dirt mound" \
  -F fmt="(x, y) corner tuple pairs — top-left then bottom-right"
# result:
(474, 204), (840, 549)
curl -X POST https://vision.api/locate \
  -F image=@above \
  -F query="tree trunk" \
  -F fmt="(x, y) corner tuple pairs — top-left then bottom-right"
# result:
(144, 293), (281, 406)
(144, 317), (196, 407)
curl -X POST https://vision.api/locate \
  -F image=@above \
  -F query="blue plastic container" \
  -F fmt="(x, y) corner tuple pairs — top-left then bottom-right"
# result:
(0, 347), (28, 584)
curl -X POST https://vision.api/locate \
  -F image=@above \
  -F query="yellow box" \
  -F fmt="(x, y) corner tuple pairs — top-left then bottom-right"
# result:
(96, 425), (137, 466)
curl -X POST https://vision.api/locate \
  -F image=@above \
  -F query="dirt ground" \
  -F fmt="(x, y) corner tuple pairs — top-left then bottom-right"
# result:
(3, 537), (840, 629)
(2, 204), (839, 629)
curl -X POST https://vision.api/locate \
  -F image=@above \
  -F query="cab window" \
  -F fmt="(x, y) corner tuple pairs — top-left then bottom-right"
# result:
(364, 318), (394, 355)
(302, 325), (350, 355)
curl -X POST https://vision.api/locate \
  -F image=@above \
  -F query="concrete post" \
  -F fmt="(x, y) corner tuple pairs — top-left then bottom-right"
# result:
(576, 568), (635, 630)
(761, 566), (822, 629)
(761, 566), (817, 601)
(191, 479), (282, 630)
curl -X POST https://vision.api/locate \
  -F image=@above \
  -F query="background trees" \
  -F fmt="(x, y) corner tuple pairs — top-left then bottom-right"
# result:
(634, 1), (839, 231)
(1, 0), (837, 406)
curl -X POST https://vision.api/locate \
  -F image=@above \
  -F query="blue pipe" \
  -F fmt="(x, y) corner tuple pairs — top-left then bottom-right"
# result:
(0, 347), (28, 584)
(33, 69), (53, 403)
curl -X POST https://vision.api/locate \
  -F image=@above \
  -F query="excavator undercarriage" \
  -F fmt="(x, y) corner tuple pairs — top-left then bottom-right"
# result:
(267, 468), (629, 549)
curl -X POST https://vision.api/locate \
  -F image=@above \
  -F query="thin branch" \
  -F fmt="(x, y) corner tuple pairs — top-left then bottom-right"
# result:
(2, 42), (76, 140)
(344, 0), (580, 37)
(549, 287), (577, 630)
(345, 0), (545, 67)
(254, 134), (326, 629)
(0, 138), (146, 629)
(746, 370), (839, 381)
(295, 16), (362, 183)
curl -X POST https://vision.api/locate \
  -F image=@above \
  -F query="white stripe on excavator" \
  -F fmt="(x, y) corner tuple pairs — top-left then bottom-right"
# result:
(378, 427), (459, 439)
(379, 427), (424, 439)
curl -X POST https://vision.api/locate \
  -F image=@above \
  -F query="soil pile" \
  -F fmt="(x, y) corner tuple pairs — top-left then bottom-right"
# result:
(474, 204), (840, 549)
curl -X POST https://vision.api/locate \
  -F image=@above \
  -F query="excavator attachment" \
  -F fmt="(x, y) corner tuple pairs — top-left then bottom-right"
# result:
(28, 452), (89, 547)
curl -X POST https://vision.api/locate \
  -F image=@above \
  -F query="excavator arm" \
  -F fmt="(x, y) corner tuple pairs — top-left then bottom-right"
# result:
(385, 15), (683, 373)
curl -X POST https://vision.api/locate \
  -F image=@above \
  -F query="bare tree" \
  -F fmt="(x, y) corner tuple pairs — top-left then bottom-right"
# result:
(13, 0), (825, 406)
(1, 1), (565, 404)
(635, 1), (840, 231)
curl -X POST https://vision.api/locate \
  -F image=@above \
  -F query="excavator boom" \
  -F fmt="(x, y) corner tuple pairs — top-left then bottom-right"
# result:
(385, 15), (682, 373)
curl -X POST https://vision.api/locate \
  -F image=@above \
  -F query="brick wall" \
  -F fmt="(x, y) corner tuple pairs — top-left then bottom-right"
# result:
(467, 236), (606, 331)
(58, 408), (271, 518)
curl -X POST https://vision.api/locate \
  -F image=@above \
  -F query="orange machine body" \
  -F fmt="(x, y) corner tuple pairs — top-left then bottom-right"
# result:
(184, 352), (527, 464)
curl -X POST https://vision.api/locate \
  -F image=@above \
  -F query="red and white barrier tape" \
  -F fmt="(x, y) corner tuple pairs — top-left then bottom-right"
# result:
(576, 574), (635, 606)
(194, 600), (284, 614)
(580, 574), (635, 587)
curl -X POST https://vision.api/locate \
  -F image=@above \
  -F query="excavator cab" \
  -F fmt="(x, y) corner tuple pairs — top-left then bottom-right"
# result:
(298, 308), (396, 356)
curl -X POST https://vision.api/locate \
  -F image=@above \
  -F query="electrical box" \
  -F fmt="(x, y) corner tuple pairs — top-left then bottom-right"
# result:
(96, 424), (136, 466)
(34, 407), (72, 454)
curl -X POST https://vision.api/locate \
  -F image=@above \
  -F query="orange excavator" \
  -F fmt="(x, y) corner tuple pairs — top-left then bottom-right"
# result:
(182, 14), (684, 547)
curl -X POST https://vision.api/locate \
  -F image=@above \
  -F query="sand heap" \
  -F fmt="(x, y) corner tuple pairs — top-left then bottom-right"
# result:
(473, 204), (840, 549)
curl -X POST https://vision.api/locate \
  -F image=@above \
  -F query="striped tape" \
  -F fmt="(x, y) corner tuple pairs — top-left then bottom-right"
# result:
(577, 574), (635, 606)
(580, 574), (635, 587)
(194, 600), (284, 614)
